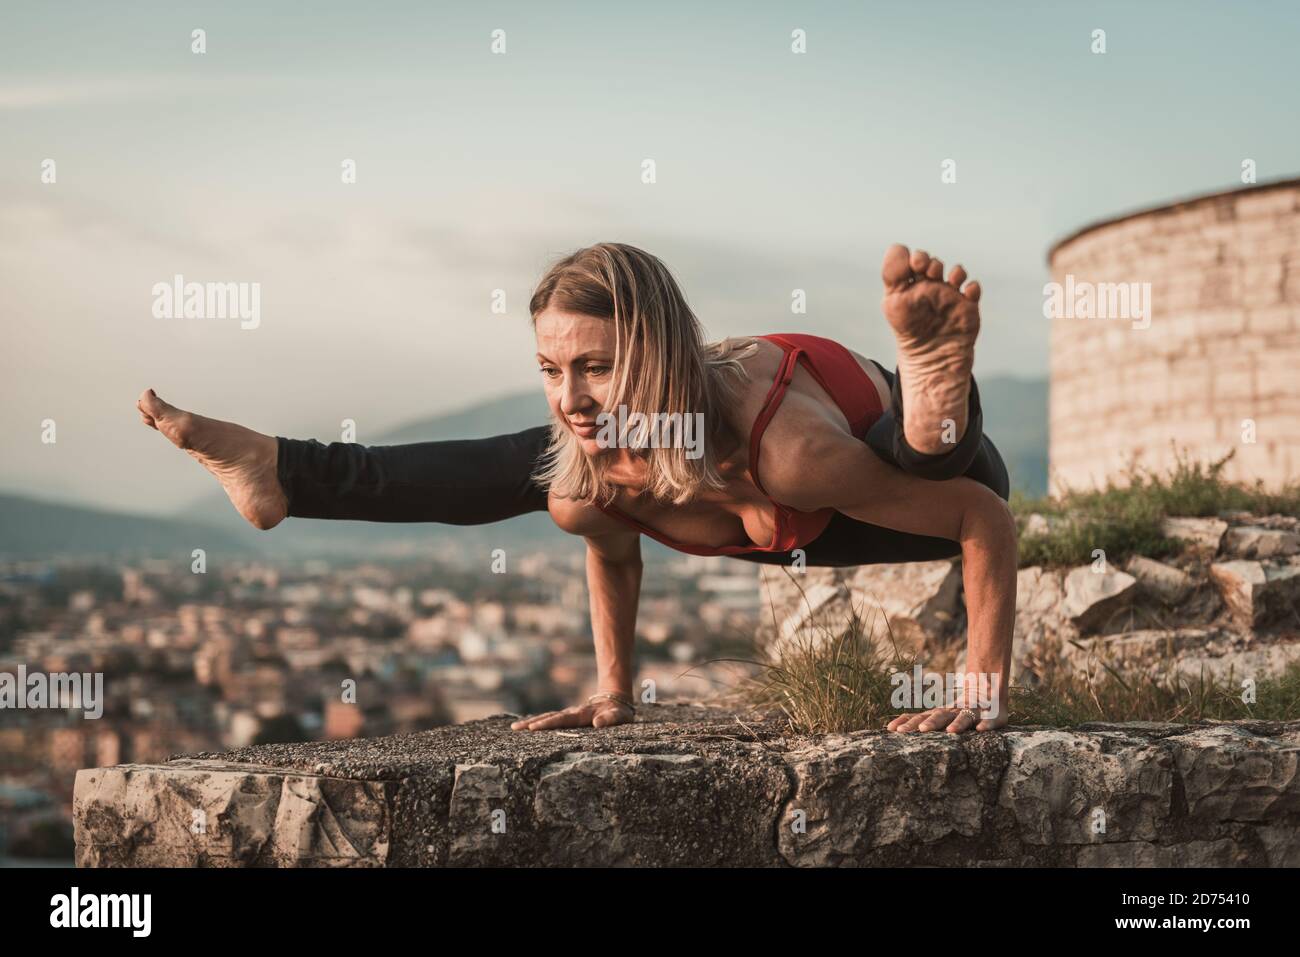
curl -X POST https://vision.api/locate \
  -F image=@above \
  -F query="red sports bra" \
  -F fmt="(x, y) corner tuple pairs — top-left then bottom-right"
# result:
(595, 333), (885, 556)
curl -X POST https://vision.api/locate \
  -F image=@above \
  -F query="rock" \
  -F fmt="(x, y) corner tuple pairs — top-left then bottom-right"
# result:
(1209, 561), (1300, 628)
(996, 567), (1071, 685)
(1077, 840), (1251, 867)
(844, 559), (963, 644)
(1223, 526), (1300, 559)
(72, 707), (1299, 866)
(1165, 725), (1300, 823)
(1022, 513), (1052, 537)
(1167, 640), (1300, 683)
(1162, 517), (1228, 551)
(73, 759), (397, 867)
(776, 581), (846, 642)
(996, 730), (1170, 845)
(1064, 628), (1231, 674)
(1062, 566), (1138, 632)
(1125, 555), (1194, 604)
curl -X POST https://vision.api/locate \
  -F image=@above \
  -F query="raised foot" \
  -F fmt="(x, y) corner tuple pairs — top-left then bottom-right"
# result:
(880, 243), (982, 455)
(136, 389), (288, 530)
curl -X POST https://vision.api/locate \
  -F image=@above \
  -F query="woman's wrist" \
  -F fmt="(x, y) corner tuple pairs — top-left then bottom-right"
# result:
(588, 690), (636, 710)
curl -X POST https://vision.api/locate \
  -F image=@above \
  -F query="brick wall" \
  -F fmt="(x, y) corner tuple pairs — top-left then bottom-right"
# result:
(1047, 180), (1300, 494)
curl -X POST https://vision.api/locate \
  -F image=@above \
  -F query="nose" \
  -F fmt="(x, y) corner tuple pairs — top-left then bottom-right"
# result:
(559, 376), (594, 418)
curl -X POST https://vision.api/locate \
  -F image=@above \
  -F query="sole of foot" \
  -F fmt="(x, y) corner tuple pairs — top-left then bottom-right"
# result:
(879, 243), (982, 455)
(136, 389), (288, 530)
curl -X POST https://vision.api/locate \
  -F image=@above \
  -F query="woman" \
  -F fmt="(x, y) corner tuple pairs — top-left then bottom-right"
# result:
(137, 243), (1017, 735)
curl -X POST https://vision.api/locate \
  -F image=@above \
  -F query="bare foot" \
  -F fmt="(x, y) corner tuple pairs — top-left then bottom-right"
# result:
(136, 389), (288, 530)
(509, 699), (634, 731)
(880, 244), (982, 454)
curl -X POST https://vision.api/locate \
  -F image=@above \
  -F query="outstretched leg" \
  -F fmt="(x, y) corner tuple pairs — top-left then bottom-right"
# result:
(137, 389), (552, 528)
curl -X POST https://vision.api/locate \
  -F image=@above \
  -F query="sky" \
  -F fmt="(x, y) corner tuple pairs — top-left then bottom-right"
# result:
(2, 0), (1298, 514)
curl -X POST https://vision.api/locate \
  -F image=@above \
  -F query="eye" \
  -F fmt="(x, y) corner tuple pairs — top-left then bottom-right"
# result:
(539, 366), (560, 379)
(585, 364), (610, 376)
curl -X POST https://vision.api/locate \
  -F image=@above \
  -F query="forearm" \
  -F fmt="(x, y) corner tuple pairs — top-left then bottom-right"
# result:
(585, 545), (642, 697)
(276, 426), (552, 523)
(956, 498), (1018, 716)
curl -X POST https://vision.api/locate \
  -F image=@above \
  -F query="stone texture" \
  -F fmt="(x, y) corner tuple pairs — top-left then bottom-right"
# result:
(1049, 180), (1300, 495)
(74, 704), (1300, 868)
(74, 760), (397, 867)
(1063, 627), (1300, 683)
(844, 560), (963, 644)
(1063, 566), (1138, 632)
(759, 561), (963, 660)
(1125, 555), (1195, 604)
(1209, 560), (1300, 627)
(1223, 526), (1300, 559)
(1161, 517), (1229, 551)
(1004, 567), (1071, 684)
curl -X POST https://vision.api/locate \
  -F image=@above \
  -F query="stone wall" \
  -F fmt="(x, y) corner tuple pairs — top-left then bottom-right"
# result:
(73, 704), (1300, 867)
(1047, 178), (1300, 494)
(758, 511), (1300, 687)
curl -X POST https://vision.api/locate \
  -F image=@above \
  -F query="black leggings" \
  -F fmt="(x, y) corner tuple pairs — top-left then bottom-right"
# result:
(276, 364), (1010, 568)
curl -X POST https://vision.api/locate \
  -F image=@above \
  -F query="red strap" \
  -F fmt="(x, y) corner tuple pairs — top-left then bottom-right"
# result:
(748, 346), (802, 497)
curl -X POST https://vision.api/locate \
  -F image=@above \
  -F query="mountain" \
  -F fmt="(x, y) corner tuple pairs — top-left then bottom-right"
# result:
(0, 493), (255, 560)
(974, 376), (1050, 496)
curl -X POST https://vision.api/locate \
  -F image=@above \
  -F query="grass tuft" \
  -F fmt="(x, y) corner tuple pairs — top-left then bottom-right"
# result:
(1012, 447), (1300, 568)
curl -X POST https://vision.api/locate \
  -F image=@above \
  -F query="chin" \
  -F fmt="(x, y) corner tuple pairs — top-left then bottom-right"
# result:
(576, 435), (610, 457)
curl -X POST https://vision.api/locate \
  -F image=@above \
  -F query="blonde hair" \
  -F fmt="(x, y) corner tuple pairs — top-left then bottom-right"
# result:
(528, 242), (758, 506)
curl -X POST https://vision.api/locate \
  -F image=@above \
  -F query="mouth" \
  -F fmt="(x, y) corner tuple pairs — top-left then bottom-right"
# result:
(569, 420), (599, 437)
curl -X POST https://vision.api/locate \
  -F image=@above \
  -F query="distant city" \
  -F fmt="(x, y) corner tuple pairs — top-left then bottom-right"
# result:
(0, 546), (765, 864)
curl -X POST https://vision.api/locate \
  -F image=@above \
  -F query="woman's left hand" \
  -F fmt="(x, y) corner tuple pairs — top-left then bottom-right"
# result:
(886, 706), (1009, 734)
(509, 698), (635, 731)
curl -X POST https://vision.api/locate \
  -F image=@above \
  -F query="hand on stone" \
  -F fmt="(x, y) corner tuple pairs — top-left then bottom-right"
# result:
(886, 705), (1009, 734)
(509, 698), (634, 731)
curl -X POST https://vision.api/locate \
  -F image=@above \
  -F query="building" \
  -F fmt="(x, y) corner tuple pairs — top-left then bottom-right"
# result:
(1048, 177), (1300, 494)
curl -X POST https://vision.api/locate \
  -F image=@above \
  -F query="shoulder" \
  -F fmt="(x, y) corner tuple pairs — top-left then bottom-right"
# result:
(548, 491), (620, 536)
(547, 491), (642, 559)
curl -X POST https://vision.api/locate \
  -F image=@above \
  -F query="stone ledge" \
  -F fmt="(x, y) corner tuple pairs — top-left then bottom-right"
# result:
(73, 704), (1300, 867)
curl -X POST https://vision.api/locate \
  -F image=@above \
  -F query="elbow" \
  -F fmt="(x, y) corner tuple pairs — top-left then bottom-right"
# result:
(962, 488), (1018, 558)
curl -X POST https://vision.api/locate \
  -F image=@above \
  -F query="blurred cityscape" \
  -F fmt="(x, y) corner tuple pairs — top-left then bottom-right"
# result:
(0, 548), (763, 865)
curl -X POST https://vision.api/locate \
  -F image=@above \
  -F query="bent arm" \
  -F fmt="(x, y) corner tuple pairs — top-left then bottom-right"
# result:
(768, 436), (1018, 718)
(276, 425), (553, 523)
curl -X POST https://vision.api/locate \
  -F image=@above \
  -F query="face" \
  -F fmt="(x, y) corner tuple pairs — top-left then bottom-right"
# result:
(534, 307), (618, 457)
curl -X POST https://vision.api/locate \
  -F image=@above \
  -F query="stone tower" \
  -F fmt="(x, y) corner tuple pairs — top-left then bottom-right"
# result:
(1047, 178), (1300, 494)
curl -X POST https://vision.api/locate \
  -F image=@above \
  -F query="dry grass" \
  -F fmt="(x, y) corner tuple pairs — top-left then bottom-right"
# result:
(713, 569), (1300, 733)
(1012, 447), (1300, 568)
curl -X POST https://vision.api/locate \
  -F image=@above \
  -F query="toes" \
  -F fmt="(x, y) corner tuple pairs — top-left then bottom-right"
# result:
(962, 280), (981, 303)
(947, 265), (967, 288)
(137, 389), (166, 418)
(881, 244), (913, 288)
(909, 248), (931, 275)
(925, 258), (944, 281)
